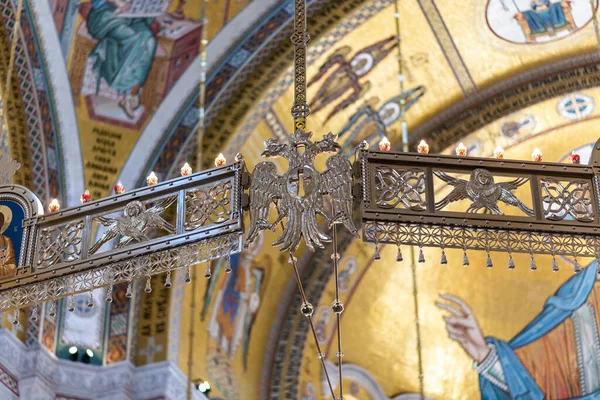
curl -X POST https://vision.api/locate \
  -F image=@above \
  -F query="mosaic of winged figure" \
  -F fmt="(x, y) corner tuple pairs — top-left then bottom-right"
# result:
(246, 129), (359, 252)
(308, 36), (397, 123)
(435, 169), (534, 216)
(89, 197), (176, 255)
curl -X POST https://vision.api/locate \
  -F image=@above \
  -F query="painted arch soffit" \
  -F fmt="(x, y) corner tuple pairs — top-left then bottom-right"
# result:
(117, 0), (377, 190)
(0, 0), (83, 206)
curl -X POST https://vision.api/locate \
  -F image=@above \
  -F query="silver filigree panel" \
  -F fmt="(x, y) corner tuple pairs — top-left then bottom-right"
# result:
(185, 180), (232, 231)
(36, 221), (84, 268)
(541, 178), (595, 223)
(374, 167), (426, 210)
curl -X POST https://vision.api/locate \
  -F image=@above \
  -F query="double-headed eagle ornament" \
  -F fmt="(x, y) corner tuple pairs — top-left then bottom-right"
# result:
(246, 129), (359, 252)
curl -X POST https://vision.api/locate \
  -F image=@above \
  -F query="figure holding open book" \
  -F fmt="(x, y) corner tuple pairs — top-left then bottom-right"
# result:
(86, 0), (159, 118)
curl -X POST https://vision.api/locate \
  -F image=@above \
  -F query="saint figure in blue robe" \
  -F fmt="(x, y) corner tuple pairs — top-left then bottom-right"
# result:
(87, 0), (158, 118)
(438, 260), (600, 399)
(523, 0), (568, 35)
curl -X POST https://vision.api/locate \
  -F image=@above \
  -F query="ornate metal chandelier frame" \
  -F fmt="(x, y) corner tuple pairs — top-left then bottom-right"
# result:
(0, 0), (598, 398)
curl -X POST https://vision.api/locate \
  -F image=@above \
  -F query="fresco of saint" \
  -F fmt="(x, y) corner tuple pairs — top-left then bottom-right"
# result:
(519, 0), (571, 35)
(0, 211), (16, 278)
(86, 0), (158, 118)
(438, 260), (600, 399)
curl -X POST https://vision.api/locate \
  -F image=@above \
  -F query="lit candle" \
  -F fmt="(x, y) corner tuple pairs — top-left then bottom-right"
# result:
(146, 171), (159, 186)
(181, 162), (193, 176)
(493, 146), (505, 159)
(215, 153), (227, 167)
(456, 142), (468, 157)
(531, 148), (543, 162)
(417, 140), (429, 154)
(48, 199), (60, 213)
(379, 137), (391, 151)
(80, 190), (92, 204)
(114, 181), (125, 195)
(569, 152), (581, 164)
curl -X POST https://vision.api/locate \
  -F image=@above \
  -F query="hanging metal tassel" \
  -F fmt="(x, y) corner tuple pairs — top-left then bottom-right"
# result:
(164, 271), (172, 288)
(462, 250), (470, 267)
(185, 265), (192, 283)
(105, 285), (113, 303)
(31, 305), (38, 322)
(12, 309), (19, 325)
(574, 257), (582, 274)
(418, 247), (425, 263)
(440, 250), (447, 265)
(86, 291), (94, 308)
(486, 253), (493, 268)
(145, 276), (152, 293)
(49, 301), (56, 318)
(374, 243), (381, 261)
(126, 281), (133, 299)
(396, 245), (403, 262)
(225, 255), (232, 273)
(68, 295), (76, 312)
(552, 256), (559, 272)
(530, 255), (537, 271)
(204, 263), (212, 278)
(508, 254), (515, 270)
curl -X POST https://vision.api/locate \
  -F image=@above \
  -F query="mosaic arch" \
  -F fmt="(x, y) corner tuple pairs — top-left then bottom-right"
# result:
(0, 0), (84, 205)
(116, 0), (380, 190)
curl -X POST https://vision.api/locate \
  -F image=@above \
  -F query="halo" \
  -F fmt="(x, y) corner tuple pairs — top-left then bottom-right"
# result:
(0, 205), (13, 234)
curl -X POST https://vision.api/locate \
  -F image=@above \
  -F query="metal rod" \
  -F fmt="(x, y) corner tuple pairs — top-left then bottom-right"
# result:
(196, 0), (208, 171)
(273, 202), (336, 399)
(393, 0), (408, 152)
(410, 246), (425, 400)
(291, 0), (310, 131)
(188, 2), (208, 399)
(288, 252), (337, 400)
(332, 224), (343, 400)
(186, 268), (197, 400)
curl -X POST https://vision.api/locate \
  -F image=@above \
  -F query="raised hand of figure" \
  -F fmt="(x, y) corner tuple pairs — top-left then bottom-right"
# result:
(435, 293), (490, 363)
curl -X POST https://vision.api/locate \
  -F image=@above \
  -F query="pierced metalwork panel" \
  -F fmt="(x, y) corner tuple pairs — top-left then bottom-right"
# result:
(185, 180), (233, 231)
(360, 149), (600, 256)
(540, 178), (595, 223)
(374, 166), (426, 211)
(364, 221), (599, 258)
(0, 162), (246, 299)
(36, 221), (84, 268)
(0, 232), (241, 311)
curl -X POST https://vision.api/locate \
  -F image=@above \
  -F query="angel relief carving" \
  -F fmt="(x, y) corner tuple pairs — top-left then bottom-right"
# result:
(89, 197), (176, 255)
(246, 129), (359, 253)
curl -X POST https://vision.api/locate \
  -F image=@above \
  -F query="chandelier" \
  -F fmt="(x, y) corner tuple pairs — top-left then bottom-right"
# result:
(0, 0), (598, 399)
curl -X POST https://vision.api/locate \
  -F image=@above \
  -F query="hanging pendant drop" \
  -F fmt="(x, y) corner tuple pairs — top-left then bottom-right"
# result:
(86, 291), (94, 308)
(574, 258), (582, 274)
(105, 285), (113, 303)
(126, 281), (133, 298)
(374, 244), (381, 261)
(204, 263), (212, 279)
(396, 246), (403, 262)
(486, 253), (493, 268)
(145, 277), (152, 293)
(552, 257), (559, 272)
(440, 250), (447, 265)
(225, 255), (232, 273)
(49, 301), (56, 318)
(530, 256), (537, 271)
(164, 271), (172, 288)
(68, 295), (75, 312)
(185, 266), (191, 283)
(418, 247), (425, 263)
(462, 251), (470, 267)
(508, 255), (515, 270)
(31, 305), (38, 322)
(12, 309), (19, 325)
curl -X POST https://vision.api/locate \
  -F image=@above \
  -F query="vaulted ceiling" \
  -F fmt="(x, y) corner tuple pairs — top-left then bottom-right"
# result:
(7, 0), (600, 399)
